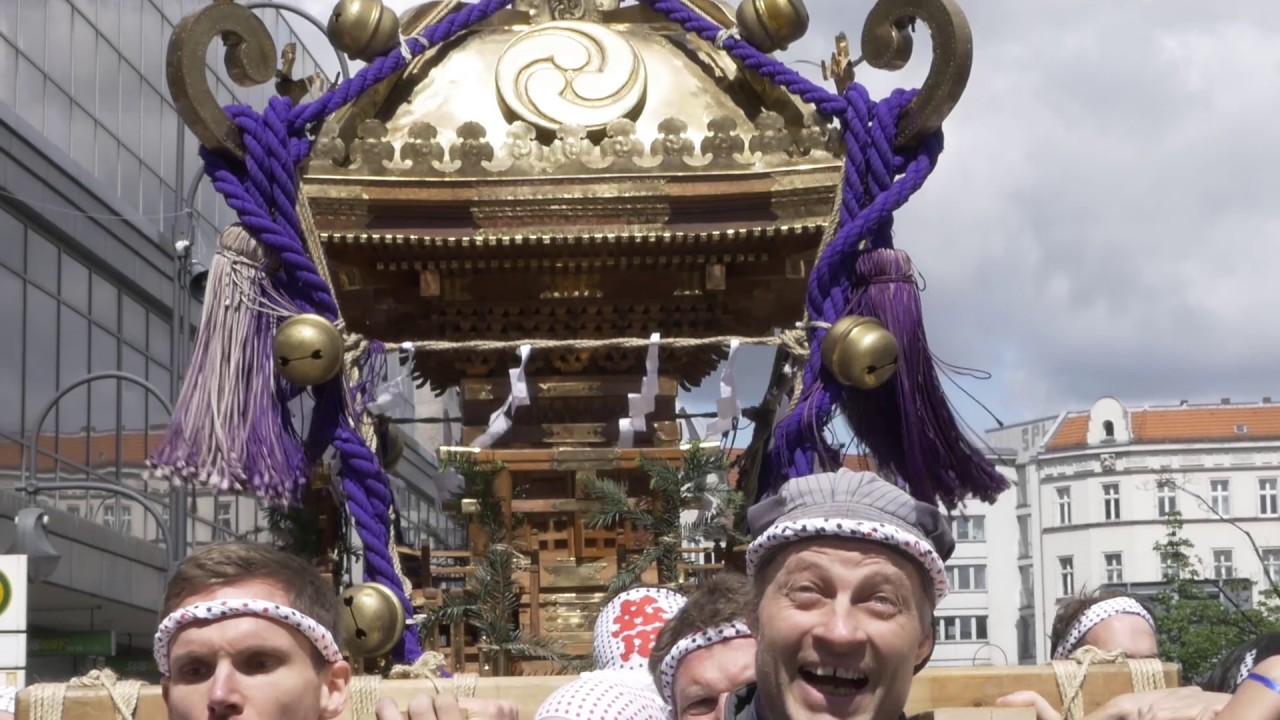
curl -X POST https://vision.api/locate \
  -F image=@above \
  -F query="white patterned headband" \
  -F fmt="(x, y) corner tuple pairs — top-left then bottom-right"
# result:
(658, 620), (753, 708)
(154, 599), (344, 675)
(1235, 648), (1260, 692)
(1052, 596), (1155, 660)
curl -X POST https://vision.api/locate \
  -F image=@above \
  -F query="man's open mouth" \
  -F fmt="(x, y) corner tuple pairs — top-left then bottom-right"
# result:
(799, 665), (871, 696)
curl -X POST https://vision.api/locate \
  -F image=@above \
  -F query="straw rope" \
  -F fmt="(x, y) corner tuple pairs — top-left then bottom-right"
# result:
(1051, 646), (1166, 720)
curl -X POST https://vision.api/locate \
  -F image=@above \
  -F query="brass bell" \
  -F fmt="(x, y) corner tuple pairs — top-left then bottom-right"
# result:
(735, 0), (810, 53)
(820, 315), (900, 390)
(274, 314), (344, 387)
(337, 582), (407, 660)
(327, 0), (401, 63)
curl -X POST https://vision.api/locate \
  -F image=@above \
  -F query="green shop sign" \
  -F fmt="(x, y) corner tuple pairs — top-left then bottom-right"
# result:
(104, 653), (160, 677)
(28, 631), (116, 657)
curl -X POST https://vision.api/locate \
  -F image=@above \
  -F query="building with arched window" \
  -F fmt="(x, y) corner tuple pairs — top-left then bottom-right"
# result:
(989, 397), (1280, 663)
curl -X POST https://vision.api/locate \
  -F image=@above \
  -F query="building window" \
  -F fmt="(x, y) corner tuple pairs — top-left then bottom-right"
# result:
(66, 503), (81, 518)
(1019, 566), (1034, 608)
(1104, 552), (1124, 583)
(1015, 466), (1029, 507)
(1059, 556), (1075, 597)
(1213, 549), (1235, 579)
(215, 500), (233, 539)
(1160, 551), (1180, 580)
(1102, 483), (1120, 521)
(946, 564), (988, 592)
(1017, 515), (1031, 558)
(1056, 486), (1072, 526)
(1264, 549), (1280, 582)
(1102, 420), (1115, 439)
(1157, 481), (1178, 518)
(1017, 615), (1036, 662)
(953, 515), (985, 542)
(935, 615), (989, 643)
(1260, 478), (1278, 517)
(1210, 479), (1231, 517)
(102, 503), (115, 530)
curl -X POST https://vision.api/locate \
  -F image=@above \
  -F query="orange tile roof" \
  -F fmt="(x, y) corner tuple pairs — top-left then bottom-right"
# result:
(0, 431), (167, 473)
(1045, 403), (1280, 451)
(1046, 414), (1088, 450)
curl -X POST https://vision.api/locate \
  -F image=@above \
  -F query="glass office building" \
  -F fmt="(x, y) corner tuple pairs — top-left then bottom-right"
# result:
(0, 0), (461, 589)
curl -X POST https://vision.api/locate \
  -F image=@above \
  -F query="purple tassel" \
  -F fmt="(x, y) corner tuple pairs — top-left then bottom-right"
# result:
(842, 248), (1008, 509)
(146, 224), (308, 506)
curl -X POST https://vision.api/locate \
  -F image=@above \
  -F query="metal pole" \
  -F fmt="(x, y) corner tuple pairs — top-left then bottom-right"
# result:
(21, 371), (183, 568)
(243, 2), (353, 83)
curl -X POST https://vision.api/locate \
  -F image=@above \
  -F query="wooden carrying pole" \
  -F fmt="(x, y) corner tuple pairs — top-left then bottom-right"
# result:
(17, 663), (1178, 719)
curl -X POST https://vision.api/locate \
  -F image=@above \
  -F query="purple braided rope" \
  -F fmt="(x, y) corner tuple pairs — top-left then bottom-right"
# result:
(194, 0), (514, 662)
(637, 0), (965, 493)
(765, 89), (943, 494)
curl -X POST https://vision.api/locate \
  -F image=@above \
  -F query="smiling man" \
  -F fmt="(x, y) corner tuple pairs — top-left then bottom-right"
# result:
(724, 469), (955, 720)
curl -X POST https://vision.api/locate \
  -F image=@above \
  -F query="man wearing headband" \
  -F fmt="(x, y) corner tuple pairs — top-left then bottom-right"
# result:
(650, 572), (756, 720)
(725, 469), (955, 720)
(157, 542), (352, 720)
(1049, 590), (1158, 661)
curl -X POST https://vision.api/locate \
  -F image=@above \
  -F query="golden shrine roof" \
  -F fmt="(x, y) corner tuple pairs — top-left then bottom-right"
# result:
(305, 0), (843, 183)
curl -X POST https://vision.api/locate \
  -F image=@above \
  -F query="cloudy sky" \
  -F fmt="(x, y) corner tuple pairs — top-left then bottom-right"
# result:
(294, 0), (1280, 435)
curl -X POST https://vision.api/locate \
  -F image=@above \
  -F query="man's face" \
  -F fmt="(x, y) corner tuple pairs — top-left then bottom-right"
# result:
(749, 538), (933, 720)
(161, 578), (350, 720)
(1082, 614), (1158, 659)
(672, 636), (756, 720)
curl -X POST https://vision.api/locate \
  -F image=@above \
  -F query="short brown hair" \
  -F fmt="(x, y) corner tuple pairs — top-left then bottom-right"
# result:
(649, 572), (753, 687)
(1050, 587), (1150, 656)
(162, 542), (339, 637)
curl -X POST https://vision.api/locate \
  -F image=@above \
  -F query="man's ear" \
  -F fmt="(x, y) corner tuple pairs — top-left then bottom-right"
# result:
(320, 660), (352, 719)
(913, 609), (935, 673)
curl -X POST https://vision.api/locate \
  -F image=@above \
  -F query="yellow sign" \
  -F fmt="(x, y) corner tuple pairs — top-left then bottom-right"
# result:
(0, 569), (12, 617)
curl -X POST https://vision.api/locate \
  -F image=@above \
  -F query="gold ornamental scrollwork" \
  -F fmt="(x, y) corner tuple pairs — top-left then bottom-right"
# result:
(166, 0), (278, 158)
(495, 20), (648, 132)
(860, 0), (973, 148)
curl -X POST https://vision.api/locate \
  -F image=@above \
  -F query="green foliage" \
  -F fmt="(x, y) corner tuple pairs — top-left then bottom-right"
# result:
(417, 455), (565, 672)
(582, 443), (746, 594)
(1151, 505), (1280, 683)
(262, 505), (359, 582)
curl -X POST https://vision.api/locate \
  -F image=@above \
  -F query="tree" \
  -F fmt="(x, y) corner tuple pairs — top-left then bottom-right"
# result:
(582, 443), (746, 594)
(417, 456), (564, 674)
(1150, 503), (1280, 683)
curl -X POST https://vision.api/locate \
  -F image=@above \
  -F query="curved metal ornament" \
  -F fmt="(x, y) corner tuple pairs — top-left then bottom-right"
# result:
(861, 0), (973, 148)
(167, 0), (278, 159)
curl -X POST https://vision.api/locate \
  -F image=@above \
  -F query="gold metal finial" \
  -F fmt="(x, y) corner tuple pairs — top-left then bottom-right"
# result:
(166, 0), (277, 158)
(274, 314), (345, 387)
(337, 583), (407, 661)
(861, 0), (973, 148)
(327, 0), (402, 63)
(275, 43), (327, 104)
(820, 33), (855, 95)
(820, 315), (899, 390)
(735, 0), (810, 53)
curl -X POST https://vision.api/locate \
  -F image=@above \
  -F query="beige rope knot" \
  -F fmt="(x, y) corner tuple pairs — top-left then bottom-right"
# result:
(346, 655), (480, 720)
(1051, 646), (1165, 720)
(29, 668), (142, 720)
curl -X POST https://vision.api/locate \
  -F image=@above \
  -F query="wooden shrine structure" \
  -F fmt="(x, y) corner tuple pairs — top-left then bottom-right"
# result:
(295, 0), (840, 671)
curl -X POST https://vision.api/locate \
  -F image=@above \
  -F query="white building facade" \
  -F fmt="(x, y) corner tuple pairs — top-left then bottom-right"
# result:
(986, 397), (1280, 664)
